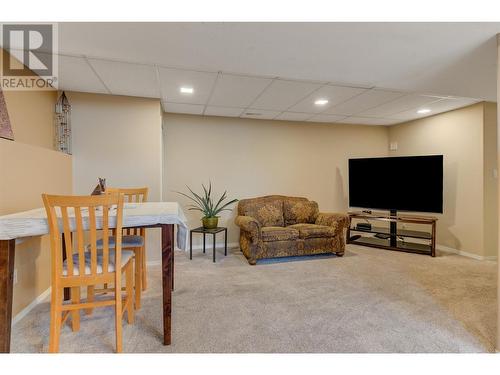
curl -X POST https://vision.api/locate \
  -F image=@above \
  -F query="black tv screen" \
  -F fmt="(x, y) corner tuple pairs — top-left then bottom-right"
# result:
(348, 155), (443, 213)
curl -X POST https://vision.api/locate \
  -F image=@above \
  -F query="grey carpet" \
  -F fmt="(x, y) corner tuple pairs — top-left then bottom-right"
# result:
(11, 245), (497, 353)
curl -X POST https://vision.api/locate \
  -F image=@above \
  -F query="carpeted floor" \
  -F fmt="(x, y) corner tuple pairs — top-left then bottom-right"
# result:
(11, 244), (497, 353)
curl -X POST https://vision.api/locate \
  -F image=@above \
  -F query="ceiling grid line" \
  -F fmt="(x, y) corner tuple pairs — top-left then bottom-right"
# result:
(202, 71), (222, 115)
(84, 56), (113, 94)
(154, 65), (165, 101)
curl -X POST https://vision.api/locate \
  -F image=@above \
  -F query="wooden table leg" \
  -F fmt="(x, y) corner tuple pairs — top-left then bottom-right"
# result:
(0, 239), (15, 353)
(161, 224), (173, 345)
(171, 225), (175, 291)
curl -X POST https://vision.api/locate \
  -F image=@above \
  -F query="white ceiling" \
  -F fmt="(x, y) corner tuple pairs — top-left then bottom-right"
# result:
(50, 22), (500, 125)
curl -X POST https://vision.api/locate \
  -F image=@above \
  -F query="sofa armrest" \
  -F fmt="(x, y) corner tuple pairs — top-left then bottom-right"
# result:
(315, 212), (349, 231)
(235, 215), (261, 243)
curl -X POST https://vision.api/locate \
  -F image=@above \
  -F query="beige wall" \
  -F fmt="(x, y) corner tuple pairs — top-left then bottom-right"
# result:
(483, 102), (498, 258)
(162, 113), (389, 246)
(388, 103), (497, 258)
(0, 140), (72, 315)
(3, 90), (56, 149)
(1, 70), (71, 315)
(68, 92), (163, 261)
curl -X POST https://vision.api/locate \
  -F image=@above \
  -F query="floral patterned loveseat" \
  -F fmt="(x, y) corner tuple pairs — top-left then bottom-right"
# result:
(235, 195), (348, 265)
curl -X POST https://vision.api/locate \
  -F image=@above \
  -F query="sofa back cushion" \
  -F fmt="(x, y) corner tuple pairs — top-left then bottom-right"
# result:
(284, 199), (319, 225)
(238, 196), (285, 227)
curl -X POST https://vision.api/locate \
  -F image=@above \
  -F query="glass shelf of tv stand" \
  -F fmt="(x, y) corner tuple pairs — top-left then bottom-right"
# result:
(349, 226), (432, 240)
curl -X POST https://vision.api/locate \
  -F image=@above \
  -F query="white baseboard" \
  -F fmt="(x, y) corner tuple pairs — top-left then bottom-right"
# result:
(437, 245), (497, 261)
(12, 287), (51, 327)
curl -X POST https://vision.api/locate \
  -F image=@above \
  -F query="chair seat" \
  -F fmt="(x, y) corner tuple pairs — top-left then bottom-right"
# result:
(63, 250), (134, 276)
(261, 226), (299, 242)
(287, 223), (336, 239)
(95, 235), (144, 249)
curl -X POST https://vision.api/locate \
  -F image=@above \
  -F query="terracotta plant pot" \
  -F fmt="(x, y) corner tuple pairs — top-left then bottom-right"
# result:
(202, 217), (218, 229)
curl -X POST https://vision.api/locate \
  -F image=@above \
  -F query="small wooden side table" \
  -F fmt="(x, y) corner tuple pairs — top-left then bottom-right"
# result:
(190, 226), (228, 262)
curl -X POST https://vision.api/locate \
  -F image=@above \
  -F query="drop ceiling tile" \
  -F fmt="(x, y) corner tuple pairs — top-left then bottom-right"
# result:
(360, 94), (440, 117)
(204, 106), (244, 117)
(208, 74), (273, 108)
(275, 112), (312, 122)
(240, 109), (280, 120)
(88, 58), (160, 98)
(289, 85), (367, 114)
(56, 54), (108, 94)
(325, 89), (405, 116)
(251, 79), (321, 111)
(341, 117), (401, 126)
(158, 67), (217, 104)
(389, 97), (480, 121)
(163, 102), (204, 115)
(307, 114), (347, 123)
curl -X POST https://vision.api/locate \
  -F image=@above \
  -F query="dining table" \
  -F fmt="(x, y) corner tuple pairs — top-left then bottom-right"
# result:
(0, 201), (188, 353)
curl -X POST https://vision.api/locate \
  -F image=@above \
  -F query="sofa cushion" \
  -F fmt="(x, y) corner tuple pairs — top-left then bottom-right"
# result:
(261, 226), (299, 242)
(238, 198), (285, 227)
(284, 199), (319, 225)
(287, 223), (336, 239)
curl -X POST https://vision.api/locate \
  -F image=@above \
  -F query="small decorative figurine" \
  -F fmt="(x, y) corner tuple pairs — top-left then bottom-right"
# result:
(91, 178), (106, 195)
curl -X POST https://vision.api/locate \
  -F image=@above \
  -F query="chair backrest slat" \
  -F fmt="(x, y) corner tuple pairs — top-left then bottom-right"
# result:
(88, 206), (98, 275)
(102, 203), (110, 275)
(42, 193), (124, 279)
(74, 207), (86, 276)
(60, 207), (74, 277)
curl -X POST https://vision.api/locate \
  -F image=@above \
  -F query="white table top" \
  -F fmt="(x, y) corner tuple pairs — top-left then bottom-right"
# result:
(0, 202), (189, 249)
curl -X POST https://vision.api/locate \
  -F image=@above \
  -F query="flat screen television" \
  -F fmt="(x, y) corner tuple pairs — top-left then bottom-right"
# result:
(348, 155), (443, 213)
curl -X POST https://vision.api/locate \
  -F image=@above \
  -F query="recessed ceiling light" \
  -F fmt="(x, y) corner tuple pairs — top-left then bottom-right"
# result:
(180, 87), (194, 94)
(314, 99), (329, 106)
(417, 108), (431, 114)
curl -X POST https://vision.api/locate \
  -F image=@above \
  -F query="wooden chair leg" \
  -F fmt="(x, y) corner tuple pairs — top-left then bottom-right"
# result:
(126, 262), (134, 324)
(71, 287), (81, 332)
(141, 246), (147, 291)
(85, 285), (95, 315)
(115, 272), (123, 353)
(134, 248), (142, 310)
(49, 286), (62, 353)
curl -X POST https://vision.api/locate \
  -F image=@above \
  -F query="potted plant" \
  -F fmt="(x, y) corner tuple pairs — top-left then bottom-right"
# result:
(176, 182), (238, 229)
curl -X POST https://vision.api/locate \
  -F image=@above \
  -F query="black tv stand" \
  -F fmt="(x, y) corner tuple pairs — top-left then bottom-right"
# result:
(347, 210), (437, 257)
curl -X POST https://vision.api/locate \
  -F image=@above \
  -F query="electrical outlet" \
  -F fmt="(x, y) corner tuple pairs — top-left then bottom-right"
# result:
(13, 269), (18, 285)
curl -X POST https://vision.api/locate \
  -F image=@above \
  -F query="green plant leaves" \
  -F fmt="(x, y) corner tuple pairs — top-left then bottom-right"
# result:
(175, 182), (238, 218)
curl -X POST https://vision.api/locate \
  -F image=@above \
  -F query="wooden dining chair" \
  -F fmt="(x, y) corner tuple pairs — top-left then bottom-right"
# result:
(42, 193), (134, 353)
(99, 187), (148, 309)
